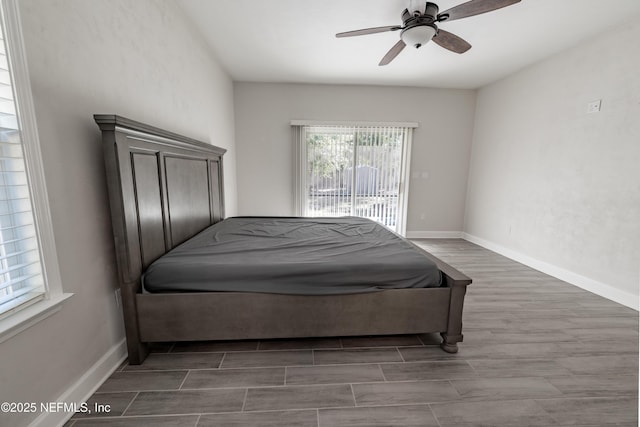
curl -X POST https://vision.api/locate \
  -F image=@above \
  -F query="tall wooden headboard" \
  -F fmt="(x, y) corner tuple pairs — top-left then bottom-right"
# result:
(95, 115), (226, 287)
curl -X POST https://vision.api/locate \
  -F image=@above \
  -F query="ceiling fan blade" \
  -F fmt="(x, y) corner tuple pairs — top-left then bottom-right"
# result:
(379, 40), (406, 66)
(433, 29), (472, 54)
(336, 26), (400, 38)
(438, 0), (521, 22)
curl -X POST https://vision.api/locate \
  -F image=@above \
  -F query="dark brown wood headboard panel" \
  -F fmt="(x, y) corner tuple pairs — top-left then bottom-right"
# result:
(95, 115), (226, 286)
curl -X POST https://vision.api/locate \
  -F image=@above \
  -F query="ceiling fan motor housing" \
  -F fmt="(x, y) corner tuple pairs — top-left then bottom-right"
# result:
(402, 2), (439, 49)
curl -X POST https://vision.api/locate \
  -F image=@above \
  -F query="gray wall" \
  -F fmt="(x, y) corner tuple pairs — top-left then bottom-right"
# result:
(233, 83), (476, 235)
(0, 1), (237, 426)
(465, 19), (640, 301)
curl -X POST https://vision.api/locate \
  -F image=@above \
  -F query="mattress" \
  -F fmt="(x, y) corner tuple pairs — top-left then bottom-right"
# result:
(142, 216), (442, 295)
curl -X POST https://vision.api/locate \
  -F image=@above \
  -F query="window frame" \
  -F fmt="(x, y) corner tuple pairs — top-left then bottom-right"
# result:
(0, 0), (70, 342)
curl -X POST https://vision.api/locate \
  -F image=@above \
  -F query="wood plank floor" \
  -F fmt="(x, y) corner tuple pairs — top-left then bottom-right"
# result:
(67, 239), (639, 427)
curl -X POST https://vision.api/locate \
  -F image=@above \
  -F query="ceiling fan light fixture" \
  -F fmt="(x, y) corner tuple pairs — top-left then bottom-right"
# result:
(400, 25), (436, 48)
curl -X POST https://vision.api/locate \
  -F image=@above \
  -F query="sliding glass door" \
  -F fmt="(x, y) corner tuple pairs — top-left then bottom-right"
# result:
(294, 124), (414, 235)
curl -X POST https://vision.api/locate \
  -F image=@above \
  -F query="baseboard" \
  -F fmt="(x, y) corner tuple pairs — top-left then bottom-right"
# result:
(406, 231), (464, 239)
(29, 338), (127, 427)
(463, 233), (639, 311)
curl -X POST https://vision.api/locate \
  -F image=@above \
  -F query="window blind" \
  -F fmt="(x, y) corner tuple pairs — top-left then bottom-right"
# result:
(0, 18), (45, 318)
(293, 123), (414, 234)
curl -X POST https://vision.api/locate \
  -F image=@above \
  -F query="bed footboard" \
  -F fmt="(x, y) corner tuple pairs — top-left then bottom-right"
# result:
(136, 288), (451, 343)
(125, 264), (471, 364)
(417, 247), (472, 353)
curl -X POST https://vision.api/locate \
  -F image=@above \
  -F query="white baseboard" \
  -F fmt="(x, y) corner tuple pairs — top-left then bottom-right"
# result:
(406, 231), (464, 239)
(463, 233), (639, 311)
(29, 338), (127, 427)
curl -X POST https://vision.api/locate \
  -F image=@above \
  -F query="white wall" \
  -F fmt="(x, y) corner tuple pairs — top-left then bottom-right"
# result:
(465, 19), (640, 306)
(234, 83), (476, 235)
(0, 1), (237, 426)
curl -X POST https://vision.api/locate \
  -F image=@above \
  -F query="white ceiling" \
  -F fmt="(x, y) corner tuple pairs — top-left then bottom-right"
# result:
(178, 0), (640, 89)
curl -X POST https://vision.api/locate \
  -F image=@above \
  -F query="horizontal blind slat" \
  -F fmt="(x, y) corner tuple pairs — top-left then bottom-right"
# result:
(0, 272), (40, 291)
(0, 247), (38, 261)
(0, 223), (34, 231)
(0, 260), (40, 276)
(0, 234), (36, 245)
(0, 287), (36, 304)
(0, 290), (44, 315)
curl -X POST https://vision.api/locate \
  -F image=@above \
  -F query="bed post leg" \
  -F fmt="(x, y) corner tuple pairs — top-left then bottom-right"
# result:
(121, 283), (149, 365)
(440, 278), (469, 353)
(126, 336), (149, 365)
(440, 333), (461, 353)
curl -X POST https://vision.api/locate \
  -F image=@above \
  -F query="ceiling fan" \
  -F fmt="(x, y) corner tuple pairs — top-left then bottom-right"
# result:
(336, 0), (521, 65)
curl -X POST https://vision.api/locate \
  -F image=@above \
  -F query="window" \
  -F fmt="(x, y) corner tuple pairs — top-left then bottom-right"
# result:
(0, 0), (67, 339)
(0, 17), (44, 315)
(292, 121), (416, 235)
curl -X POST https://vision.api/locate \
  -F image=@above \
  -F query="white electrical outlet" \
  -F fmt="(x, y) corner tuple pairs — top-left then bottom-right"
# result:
(587, 99), (601, 113)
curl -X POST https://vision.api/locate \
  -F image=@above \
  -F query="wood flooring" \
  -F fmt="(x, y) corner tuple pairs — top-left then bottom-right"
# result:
(66, 239), (639, 426)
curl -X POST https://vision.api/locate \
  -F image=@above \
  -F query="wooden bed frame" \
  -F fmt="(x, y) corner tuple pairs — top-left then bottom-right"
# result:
(96, 115), (472, 364)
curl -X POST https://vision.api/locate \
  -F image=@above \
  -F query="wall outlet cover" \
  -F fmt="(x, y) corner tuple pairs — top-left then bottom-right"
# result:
(587, 99), (601, 113)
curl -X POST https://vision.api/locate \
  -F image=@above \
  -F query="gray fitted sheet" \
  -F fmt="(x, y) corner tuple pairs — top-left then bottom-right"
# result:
(142, 216), (442, 295)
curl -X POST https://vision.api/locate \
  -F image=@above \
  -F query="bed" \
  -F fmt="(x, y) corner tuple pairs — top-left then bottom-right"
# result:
(96, 115), (472, 364)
